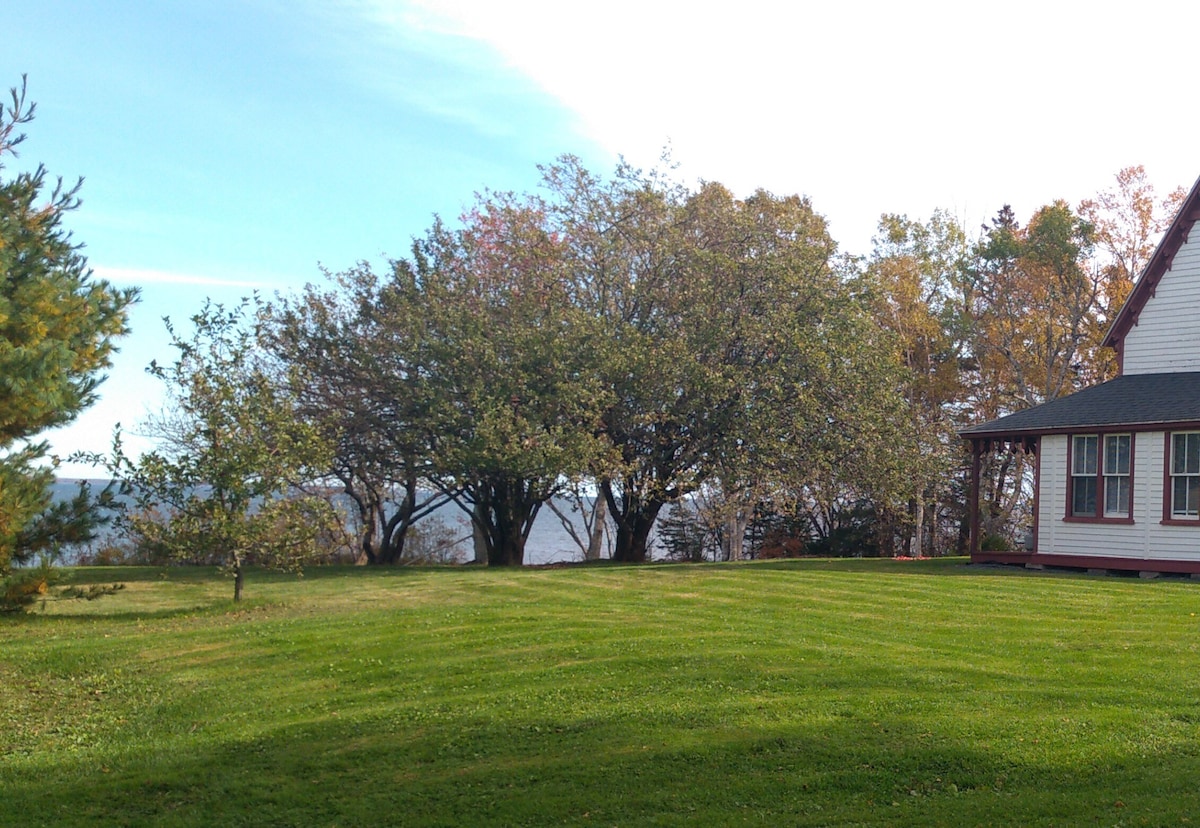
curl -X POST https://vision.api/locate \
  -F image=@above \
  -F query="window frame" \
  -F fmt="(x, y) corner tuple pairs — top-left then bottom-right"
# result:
(1064, 431), (1135, 524)
(1103, 433), (1132, 518)
(1163, 431), (1200, 524)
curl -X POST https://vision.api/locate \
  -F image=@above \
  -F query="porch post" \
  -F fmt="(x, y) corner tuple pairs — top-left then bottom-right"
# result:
(968, 438), (983, 556)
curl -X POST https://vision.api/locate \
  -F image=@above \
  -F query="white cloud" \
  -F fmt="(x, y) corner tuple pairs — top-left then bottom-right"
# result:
(91, 266), (272, 290)
(373, 1), (1200, 253)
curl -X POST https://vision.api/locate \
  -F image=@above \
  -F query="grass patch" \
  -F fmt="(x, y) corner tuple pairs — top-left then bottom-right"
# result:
(3, 558), (1200, 825)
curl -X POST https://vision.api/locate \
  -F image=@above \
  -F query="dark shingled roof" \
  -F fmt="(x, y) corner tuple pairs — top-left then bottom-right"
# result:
(961, 371), (1200, 437)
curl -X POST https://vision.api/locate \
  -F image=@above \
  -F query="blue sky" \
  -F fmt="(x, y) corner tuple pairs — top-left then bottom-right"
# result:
(9, 1), (605, 474)
(7, 1), (1200, 476)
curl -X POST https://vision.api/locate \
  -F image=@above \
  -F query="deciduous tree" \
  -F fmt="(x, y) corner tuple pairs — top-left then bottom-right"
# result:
(865, 211), (972, 555)
(542, 156), (911, 562)
(407, 198), (615, 566)
(971, 202), (1099, 410)
(1077, 165), (1186, 381)
(108, 301), (340, 601)
(964, 202), (1100, 543)
(265, 269), (449, 565)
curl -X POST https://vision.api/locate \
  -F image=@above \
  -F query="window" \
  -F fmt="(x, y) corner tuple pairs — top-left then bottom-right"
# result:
(1103, 434), (1131, 517)
(1071, 435), (1097, 516)
(1068, 433), (1132, 521)
(1170, 432), (1200, 518)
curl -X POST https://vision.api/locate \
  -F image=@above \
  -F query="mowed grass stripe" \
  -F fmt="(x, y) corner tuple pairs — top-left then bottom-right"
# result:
(5, 559), (1200, 826)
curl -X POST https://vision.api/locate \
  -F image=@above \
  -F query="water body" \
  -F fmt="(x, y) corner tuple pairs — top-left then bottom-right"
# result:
(51, 480), (653, 565)
(425, 498), (617, 565)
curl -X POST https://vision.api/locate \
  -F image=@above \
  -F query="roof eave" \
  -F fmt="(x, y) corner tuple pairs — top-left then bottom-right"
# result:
(962, 417), (1200, 440)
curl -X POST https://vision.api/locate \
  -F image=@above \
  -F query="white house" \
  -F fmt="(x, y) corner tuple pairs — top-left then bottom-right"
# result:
(962, 175), (1200, 574)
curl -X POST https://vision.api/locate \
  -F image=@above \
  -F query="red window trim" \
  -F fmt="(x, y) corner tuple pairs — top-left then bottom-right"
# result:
(1065, 431), (1135, 523)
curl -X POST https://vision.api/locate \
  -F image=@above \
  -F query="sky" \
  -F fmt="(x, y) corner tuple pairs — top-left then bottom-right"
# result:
(7, 0), (1200, 478)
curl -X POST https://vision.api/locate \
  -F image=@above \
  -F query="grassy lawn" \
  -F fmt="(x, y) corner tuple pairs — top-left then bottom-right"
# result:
(3, 558), (1200, 826)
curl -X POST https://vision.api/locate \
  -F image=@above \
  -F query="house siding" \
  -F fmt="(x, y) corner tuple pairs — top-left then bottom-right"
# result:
(1038, 432), (1200, 562)
(969, 175), (1200, 573)
(1123, 229), (1200, 374)
(1038, 435), (1144, 559)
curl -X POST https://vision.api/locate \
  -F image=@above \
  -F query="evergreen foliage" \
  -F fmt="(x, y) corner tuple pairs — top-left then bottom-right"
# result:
(0, 76), (136, 574)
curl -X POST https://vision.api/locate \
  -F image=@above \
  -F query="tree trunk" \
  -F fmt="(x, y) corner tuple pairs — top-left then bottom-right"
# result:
(233, 556), (244, 602)
(611, 507), (662, 563)
(485, 484), (530, 566)
(601, 479), (667, 563)
(956, 468), (972, 555)
(378, 508), (409, 565)
(359, 522), (377, 565)
(379, 482), (419, 564)
(472, 501), (488, 564)
(466, 478), (542, 567)
(910, 497), (924, 558)
(489, 532), (526, 566)
(875, 507), (894, 558)
(585, 496), (606, 561)
(724, 506), (751, 562)
(349, 489), (379, 565)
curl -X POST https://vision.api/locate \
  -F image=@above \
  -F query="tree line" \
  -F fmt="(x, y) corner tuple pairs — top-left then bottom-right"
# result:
(0, 75), (1185, 603)
(114, 158), (1181, 584)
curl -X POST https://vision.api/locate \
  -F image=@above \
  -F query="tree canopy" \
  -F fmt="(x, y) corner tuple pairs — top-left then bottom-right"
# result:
(88, 149), (1182, 568)
(860, 167), (1185, 553)
(263, 157), (920, 564)
(2, 77), (1182, 572)
(109, 301), (339, 600)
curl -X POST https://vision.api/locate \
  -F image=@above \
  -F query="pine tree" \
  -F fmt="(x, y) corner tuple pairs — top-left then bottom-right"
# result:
(0, 76), (137, 573)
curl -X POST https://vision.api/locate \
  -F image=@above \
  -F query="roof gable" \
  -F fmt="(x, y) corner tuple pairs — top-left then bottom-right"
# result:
(1103, 174), (1200, 353)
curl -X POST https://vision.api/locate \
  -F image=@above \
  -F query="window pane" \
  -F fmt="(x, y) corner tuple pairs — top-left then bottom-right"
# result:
(1174, 477), (1198, 517)
(1105, 477), (1130, 516)
(1178, 432), (1200, 475)
(1073, 477), (1097, 516)
(1073, 435), (1097, 475)
(1104, 435), (1130, 475)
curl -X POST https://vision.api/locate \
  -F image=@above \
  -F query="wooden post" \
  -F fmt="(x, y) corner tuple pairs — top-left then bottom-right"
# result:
(968, 438), (983, 556)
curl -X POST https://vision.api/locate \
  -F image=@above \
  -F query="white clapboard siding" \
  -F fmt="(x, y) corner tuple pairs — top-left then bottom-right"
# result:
(1123, 229), (1200, 374)
(1036, 435), (1066, 554)
(1035, 432), (1200, 561)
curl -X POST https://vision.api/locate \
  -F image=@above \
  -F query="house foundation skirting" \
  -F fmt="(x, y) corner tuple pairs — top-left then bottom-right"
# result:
(971, 550), (1200, 575)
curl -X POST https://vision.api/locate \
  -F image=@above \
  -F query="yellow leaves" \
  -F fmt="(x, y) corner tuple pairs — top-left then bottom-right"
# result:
(1079, 165), (1185, 289)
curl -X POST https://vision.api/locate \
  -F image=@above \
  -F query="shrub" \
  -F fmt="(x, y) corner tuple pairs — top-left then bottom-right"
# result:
(981, 533), (1012, 552)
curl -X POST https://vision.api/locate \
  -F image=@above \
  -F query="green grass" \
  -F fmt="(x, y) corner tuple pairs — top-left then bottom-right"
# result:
(4, 559), (1200, 826)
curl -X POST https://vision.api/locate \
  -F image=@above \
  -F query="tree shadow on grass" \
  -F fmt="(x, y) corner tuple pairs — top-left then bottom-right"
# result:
(4, 705), (1197, 827)
(62, 565), (214, 585)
